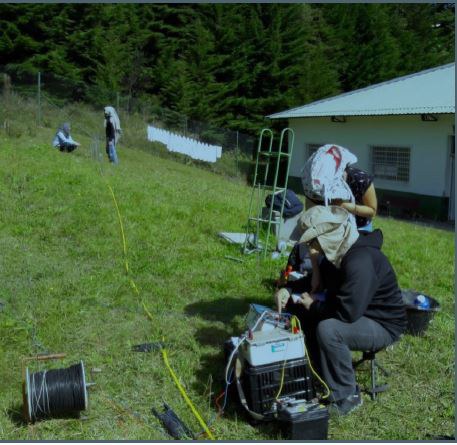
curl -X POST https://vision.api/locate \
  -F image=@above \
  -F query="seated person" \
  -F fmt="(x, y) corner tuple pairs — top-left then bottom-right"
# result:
(341, 165), (377, 232)
(305, 165), (377, 233)
(275, 205), (406, 416)
(302, 144), (377, 233)
(301, 146), (378, 292)
(52, 123), (80, 152)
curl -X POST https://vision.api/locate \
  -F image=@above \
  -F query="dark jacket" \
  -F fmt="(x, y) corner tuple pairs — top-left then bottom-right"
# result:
(345, 166), (373, 228)
(309, 229), (407, 340)
(106, 118), (115, 142)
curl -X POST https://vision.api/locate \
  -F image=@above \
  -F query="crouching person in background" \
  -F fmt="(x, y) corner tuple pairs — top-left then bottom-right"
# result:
(52, 123), (80, 152)
(275, 205), (406, 416)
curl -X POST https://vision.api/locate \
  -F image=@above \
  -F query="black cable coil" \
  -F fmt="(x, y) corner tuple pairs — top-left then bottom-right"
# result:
(27, 362), (87, 421)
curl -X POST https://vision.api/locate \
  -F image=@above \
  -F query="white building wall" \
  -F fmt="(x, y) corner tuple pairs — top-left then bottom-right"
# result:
(288, 114), (454, 197)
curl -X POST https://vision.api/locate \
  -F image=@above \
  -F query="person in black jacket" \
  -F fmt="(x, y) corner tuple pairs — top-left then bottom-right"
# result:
(104, 106), (122, 164)
(275, 205), (406, 416)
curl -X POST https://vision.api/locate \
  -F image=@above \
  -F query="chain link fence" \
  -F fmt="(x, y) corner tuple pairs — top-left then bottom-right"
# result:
(0, 66), (257, 180)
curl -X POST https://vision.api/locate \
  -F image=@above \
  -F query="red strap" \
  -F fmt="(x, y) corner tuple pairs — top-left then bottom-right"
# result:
(326, 145), (342, 172)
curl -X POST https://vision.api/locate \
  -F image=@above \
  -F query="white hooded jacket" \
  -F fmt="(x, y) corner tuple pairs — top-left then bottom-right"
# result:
(104, 106), (122, 144)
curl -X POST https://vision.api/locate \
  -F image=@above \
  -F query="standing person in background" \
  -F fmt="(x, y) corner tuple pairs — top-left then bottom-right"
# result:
(52, 123), (80, 152)
(104, 106), (122, 164)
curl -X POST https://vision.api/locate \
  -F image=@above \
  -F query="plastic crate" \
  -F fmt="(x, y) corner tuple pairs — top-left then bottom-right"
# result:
(241, 358), (315, 415)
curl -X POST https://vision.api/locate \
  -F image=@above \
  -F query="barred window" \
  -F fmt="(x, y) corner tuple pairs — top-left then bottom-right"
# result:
(371, 146), (410, 182)
(306, 143), (322, 159)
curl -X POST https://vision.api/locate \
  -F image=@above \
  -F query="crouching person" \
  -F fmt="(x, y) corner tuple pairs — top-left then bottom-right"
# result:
(52, 123), (80, 152)
(275, 205), (406, 416)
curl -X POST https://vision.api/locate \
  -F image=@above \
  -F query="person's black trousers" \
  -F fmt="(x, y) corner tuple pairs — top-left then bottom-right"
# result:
(59, 143), (77, 152)
(315, 316), (394, 401)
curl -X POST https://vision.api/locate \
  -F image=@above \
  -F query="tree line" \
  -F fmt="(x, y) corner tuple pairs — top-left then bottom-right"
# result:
(1, 3), (454, 134)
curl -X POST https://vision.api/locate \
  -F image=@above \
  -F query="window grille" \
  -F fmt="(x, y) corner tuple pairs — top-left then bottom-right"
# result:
(371, 146), (410, 182)
(306, 143), (322, 159)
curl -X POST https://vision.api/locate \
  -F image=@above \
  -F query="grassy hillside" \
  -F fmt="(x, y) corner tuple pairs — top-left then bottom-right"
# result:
(0, 105), (454, 440)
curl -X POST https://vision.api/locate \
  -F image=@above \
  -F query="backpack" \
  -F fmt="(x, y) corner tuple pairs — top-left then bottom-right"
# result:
(300, 144), (357, 205)
(265, 189), (303, 219)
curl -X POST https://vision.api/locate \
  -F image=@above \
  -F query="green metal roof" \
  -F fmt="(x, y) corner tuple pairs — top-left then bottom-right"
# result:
(269, 63), (455, 119)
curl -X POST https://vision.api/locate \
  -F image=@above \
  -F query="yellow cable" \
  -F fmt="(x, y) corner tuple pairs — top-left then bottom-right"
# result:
(161, 345), (216, 440)
(103, 177), (214, 440)
(129, 278), (140, 296)
(105, 181), (129, 274)
(274, 358), (287, 400)
(291, 316), (331, 399)
(274, 318), (298, 400)
(141, 300), (154, 322)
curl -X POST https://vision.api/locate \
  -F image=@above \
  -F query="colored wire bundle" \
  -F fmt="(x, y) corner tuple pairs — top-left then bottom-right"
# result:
(224, 310), (269, 385)
(26, 362), (87, 422)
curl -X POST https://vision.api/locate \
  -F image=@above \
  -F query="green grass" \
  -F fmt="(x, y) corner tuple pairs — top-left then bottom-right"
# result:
(0, 101), (454, 440)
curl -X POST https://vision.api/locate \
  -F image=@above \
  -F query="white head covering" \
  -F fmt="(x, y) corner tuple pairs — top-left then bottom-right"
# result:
(301, 144), (358, 205)
(104, 106), (122, 143)
(299, 205), (359, 268)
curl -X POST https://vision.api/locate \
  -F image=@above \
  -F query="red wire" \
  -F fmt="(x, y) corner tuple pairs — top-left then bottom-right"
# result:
(195, 389), (226, 438)
(214, 389), (226, 414)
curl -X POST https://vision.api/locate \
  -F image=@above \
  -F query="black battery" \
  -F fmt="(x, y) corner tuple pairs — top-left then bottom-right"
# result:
(277, 399), (329, 440)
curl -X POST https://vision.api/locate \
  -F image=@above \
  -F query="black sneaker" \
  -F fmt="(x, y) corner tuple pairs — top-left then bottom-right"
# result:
(329, 386), (363, 416)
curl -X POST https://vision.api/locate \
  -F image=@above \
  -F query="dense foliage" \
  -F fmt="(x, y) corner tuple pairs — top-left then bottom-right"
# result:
(1, 3), (454, 133)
